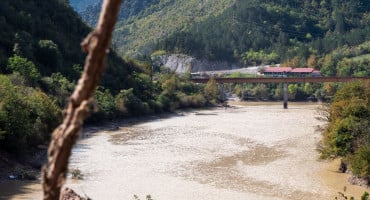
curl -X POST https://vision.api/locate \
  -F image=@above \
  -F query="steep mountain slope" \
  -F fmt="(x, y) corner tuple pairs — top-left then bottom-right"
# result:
(157, 0), (370, 64)
(73, 0), (237, 56)
(75, 0), (370, 77)
(69, 0), (100, 12)
(0, 0), (137, 91)
(0, 0), (207, 154)
(79, 0), (160, 26)
(0, 0), (89, 74)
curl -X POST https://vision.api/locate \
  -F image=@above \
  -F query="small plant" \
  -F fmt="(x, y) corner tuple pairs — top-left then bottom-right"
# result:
(362, 191), (369, 200)
(70, 168), (83, 180)
(335, 192), (354, 200)
(133, 195), (154, 200)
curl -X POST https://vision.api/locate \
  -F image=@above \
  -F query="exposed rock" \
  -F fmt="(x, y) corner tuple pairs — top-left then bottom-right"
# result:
(60, 188), (90, 200)
(151, 54), (240, 73)
(339, 159), (347, 173)
(348, 175), (369, 188)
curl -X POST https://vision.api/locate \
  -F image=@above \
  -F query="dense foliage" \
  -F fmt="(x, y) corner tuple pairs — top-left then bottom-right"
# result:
(0, 0), (212, 154)
(75, 0), (370, 77)
(320, 81), (370, 180)
(73, 0), (235, 56)
(156, 0), (370, 75)
(0, 74), (60, 153)
(219, 72), (335, 101)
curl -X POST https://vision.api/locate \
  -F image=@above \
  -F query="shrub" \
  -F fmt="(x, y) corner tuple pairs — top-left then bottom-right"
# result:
(351, 146), (370, 179)
(156, 93), (171, 111)
(114, 88), (149, 116)
(95, 89), (116, 118)
(204, 78), (219, 103)
(0, 75), (60, 153)
(7, 55), (41, 86)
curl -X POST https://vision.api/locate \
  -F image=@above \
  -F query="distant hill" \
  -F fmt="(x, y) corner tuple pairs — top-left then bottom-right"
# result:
(72, 0), (236, 56)
(69, 0), (100, 12)
(157, 0), (370, 63)
(73, 0), (369, 76)
(154, 0), (369, 76)
(78, 0), (160, 27)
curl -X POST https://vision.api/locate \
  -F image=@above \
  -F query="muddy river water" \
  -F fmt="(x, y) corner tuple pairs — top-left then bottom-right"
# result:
(0, 103), (369, 199)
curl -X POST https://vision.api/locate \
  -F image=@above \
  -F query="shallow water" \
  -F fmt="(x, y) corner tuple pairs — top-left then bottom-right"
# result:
(1, 104), (367, 199)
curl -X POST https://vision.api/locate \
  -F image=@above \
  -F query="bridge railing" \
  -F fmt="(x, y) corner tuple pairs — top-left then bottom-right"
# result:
(191, 76), (370, 84)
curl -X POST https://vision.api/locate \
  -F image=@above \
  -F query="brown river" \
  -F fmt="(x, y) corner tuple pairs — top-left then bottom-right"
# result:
(1, 103), (369, 199)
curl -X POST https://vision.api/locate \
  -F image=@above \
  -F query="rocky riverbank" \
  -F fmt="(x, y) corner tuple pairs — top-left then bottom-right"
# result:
(320, 159), (370, 199)
(0, 150), (44, 183)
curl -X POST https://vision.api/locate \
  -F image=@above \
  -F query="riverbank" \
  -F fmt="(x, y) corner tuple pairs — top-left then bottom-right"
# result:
(59, 104), (333, 199)
(0, 149), (44, 184)
(320, 159), (369, 199)
(0, 108), (208, 183)
(1, 103), (369, 199)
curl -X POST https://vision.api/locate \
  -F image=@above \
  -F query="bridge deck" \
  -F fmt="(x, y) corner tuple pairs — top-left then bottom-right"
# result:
(191, 76), (370, 83)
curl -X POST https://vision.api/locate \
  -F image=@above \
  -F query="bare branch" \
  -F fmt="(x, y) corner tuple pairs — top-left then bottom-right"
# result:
(42, 1), (122, 199)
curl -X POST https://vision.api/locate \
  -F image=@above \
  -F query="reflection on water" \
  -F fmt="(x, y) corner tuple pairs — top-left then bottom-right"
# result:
(1, 104), (368, 199)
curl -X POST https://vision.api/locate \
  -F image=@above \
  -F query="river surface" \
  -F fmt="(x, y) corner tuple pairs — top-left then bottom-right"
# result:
(1, 103), (368, 199)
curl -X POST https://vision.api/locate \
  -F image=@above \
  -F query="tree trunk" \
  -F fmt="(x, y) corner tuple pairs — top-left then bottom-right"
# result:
(42, 0), (122, 199)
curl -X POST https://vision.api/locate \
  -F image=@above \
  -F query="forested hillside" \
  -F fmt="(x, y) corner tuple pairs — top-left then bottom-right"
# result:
(79, 0), (159, 27)
(0, 0), (128, 153)
(74, 0), (370, 77)
(73, 0), (236, 56)
(0, 0), (209, 154)
(156, 0), (370, 76)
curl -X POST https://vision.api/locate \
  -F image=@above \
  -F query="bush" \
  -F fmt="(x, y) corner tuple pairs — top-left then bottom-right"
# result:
(204, 78), (219, 103)
(7, 55), (41, 86)
(114, 88), (149, 116)
(95, 89), (116, 118)
(0, 75), (60, 153)
(320, 81), (370, 180)
(156, 93), (171, 111)
(331, 118), (355, 156)
(351, 146), (370, 179)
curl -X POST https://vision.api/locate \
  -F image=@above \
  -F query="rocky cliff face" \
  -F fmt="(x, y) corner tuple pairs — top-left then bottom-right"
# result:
(152, 54), (240, 74)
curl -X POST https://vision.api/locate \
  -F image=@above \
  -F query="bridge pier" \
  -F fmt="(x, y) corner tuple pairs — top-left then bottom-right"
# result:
(283, 83), (288, 109)
(219, 83), (226, 101)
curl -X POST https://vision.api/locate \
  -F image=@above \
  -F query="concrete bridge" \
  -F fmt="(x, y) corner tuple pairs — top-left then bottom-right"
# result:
(191, 76), (370, 109)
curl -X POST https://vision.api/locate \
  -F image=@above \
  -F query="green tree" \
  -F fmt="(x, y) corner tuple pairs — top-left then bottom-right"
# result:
(114, 88), (147, 116)
(303, 83), (314, 96)
(7, 55), (41, 85)
(36, 40), (63, 75)
(320, 81), (370, 180)
(252, 84), (269, 100)
(41, 73), (75, 107)
(12, 32), (33, 59)
(351, 146), (370, 179)
(204, 78), (219, 103)
(95, 89), (116, 118)
(0, 75), (60, 153)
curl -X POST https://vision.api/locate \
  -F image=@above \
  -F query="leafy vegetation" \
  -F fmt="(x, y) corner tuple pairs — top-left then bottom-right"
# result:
(320, 81), (370, 180)
(74, 0), (236, 56)
(0, 74), (60, 153)
(0, 0), (211, 154)
(76, 0), (370, 78)
(155, 0), (370, 74)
